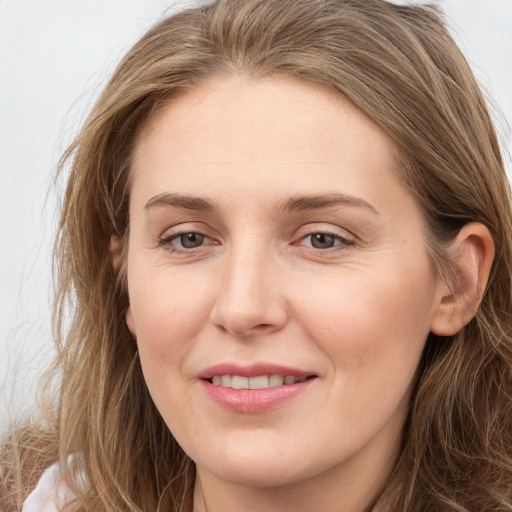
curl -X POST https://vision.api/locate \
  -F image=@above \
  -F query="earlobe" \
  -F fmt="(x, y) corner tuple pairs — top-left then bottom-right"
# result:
(111, 235), (136, 337)
(430, 222), (495, 336)
(110, 235), (121, 271)
(126, 307), (137, 338)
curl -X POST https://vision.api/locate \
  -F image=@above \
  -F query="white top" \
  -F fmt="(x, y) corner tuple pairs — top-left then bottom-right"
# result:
(22, 461), (80, 512)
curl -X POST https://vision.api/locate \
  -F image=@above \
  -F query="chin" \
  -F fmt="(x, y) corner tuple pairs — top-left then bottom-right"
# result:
(200, 459), (310, 489)
(191, 437), (335, 490)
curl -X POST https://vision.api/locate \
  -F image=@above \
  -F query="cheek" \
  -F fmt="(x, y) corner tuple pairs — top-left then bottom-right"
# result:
(294, 272), (434, 445)
(295, 268), (435, 381)
(127, 268), (215, 364)
(127, 268), (218, 425)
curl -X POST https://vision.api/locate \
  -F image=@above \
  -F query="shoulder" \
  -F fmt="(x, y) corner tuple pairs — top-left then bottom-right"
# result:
(22, 461), (80, 512)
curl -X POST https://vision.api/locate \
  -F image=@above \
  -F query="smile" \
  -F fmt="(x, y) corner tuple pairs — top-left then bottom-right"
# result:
(210, 374), (309, 389)
(201, 365), (318, 412)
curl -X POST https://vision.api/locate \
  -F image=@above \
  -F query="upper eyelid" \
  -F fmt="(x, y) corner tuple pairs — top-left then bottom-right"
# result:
(157, 231), (218, 255)
(159, 230), (215, 244)
(300, 229), (352, 239)
(158, 222), (213, 238)
(155, 224), (217, 251)
(296, 233), (355, 249)
(155, 221), (356, 242)
(161, 228), (209, 239)
(295, 223), (356, 240)
(301, 232), (351, 242)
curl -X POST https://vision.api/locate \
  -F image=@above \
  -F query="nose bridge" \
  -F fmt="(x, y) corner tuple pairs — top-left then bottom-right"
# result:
(210, 237), (286, 337)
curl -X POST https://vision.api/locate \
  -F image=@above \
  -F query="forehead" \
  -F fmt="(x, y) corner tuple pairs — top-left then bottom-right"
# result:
(137, 74), (390, 157)
(130, 75), (405, 214)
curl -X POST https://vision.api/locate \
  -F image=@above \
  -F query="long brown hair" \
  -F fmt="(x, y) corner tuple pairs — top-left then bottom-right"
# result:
(2, 1), (511, 510)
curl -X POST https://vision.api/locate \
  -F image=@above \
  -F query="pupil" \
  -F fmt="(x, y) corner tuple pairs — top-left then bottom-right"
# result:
(311, 233), (335, 249)
(181, 233), (204, 248)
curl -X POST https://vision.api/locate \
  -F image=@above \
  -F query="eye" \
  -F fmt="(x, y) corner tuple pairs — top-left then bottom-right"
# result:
(174, 232), (205, 249)
(299, 231), (354, 250)
(158, 230), (216, 252)
(308, 233), (338, 249)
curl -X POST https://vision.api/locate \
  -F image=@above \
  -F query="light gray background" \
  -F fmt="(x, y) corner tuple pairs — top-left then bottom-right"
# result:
(1, 0), (511, 428)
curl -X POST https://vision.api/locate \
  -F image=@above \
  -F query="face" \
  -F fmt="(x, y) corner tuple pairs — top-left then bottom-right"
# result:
(126, 76), (444, 495)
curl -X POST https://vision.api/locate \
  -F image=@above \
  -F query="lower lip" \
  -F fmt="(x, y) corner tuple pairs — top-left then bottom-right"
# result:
(201, 379), (315, 413)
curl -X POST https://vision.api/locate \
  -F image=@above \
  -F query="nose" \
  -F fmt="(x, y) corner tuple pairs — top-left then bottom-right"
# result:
(209, 245), (288, 338)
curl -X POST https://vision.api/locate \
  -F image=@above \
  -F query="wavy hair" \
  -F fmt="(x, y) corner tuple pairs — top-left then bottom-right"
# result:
(2, 0), (511, 510)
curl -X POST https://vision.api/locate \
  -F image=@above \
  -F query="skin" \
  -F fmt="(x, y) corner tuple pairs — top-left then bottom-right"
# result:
(124, 75), (488, 512)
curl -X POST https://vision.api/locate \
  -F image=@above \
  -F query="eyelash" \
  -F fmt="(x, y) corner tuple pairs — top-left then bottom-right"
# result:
(297, 231), (355, 251)
(157, 229), (354, 254)
(157, 231), (216, 254)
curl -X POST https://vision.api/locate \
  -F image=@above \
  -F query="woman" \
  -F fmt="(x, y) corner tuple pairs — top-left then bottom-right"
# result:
(1, 0), (511, 510)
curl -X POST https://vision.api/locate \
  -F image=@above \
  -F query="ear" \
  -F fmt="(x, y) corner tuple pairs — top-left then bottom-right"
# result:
(110, 235), (122, 271)
(110, 235), (137, 338)
(126, 306), (137, 338)
(430, 222), (495, 336)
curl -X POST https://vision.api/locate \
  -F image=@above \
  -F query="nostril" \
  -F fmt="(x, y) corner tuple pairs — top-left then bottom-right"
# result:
(254, 323), (272, 330)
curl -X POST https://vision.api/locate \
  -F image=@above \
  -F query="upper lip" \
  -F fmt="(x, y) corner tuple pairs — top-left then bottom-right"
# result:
(198, 363), (316, 380)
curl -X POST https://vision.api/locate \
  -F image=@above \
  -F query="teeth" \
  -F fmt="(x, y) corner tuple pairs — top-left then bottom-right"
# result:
(232, 376), (249, 389)
(221, 375), (232, 387)
(210, 374), (307, 389)
(269, 374), (284, 387)
(249, 375), (269, 389)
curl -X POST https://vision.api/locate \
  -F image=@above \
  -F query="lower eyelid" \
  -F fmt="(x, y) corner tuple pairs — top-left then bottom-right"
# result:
(300, 232), (354, 245)
(156, 227), (353, 251)
(157, 230), (221, 253)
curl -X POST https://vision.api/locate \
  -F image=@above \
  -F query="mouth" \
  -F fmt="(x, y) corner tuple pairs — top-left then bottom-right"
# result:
(199, 364), (318, 412)
(207, 374), (315, 389)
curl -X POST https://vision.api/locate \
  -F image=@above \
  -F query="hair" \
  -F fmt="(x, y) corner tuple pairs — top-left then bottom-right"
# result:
(2, 0), (511, 510)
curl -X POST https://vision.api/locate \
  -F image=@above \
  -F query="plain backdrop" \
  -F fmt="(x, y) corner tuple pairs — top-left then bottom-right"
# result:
(1, 0), (511, 428)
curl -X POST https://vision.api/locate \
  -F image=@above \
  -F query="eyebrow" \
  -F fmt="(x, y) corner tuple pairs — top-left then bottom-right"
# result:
(145, 193), (216, 212)
(144, 192), (379, 215)
(279, 193), (379, 215)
